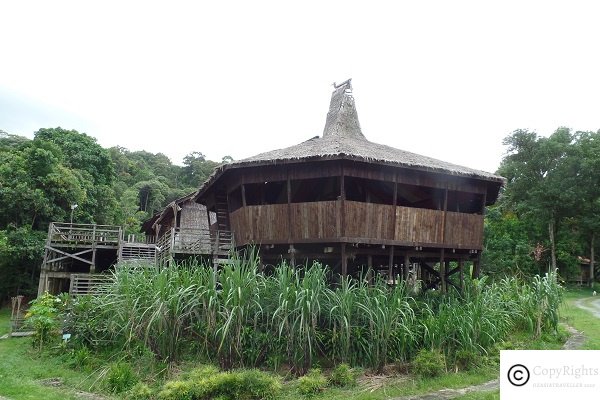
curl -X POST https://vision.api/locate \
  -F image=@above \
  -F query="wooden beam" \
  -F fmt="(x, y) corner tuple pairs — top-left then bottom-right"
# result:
(45, 247), (94, 265)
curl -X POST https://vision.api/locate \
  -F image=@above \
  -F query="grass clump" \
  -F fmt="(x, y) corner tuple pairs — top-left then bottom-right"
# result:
(105, 362), (139, 393)
(329, 363), (355, 387)
(158, 366), (281, 400)
(125, 382), (155, 400)
(298, 368), (327, 397)
(412, 349), (446, 378)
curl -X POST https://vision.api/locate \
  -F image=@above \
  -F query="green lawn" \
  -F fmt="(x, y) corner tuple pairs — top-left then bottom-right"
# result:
(562, 287), (600, 349)
(0, 308), (115, 400)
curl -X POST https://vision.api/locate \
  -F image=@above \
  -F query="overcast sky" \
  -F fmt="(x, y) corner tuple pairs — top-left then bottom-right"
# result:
(2, 0), (599, 174)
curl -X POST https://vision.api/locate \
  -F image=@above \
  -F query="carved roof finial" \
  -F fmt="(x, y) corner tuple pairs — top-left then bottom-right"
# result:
(323, 78), (364, 139)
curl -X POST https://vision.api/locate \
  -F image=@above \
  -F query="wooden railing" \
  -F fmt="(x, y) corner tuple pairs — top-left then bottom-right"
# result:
(155, 228), (233, 258)
(229, 201), (484, 249)
(69, 273), (113, 296)
(48, 222), (122, 246)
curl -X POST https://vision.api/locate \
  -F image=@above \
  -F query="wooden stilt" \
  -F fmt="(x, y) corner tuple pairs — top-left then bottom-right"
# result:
(367, 254), (373, 284)
(459, 259), (464, 291)
(440, 249), (446, 293)
(472, 253), (481, 279)
(289, 244), (296, 268)
(404, 253), (410, 281)
(341, 243), (347, 277)
(388, 246), (395, 284)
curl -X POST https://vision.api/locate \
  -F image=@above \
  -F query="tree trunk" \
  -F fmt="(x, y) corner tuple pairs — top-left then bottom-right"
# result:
(548, 219), (557, 274)
(591, 233), (595, 287)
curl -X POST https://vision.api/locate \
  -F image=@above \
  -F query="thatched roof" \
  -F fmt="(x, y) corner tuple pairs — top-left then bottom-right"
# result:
(196, 80), (504, 199)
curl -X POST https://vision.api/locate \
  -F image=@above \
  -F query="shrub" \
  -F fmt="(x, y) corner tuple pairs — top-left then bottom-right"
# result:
(412, 349), (445, 378)
(69, 346), (91, 370)
(298, 369), (327, 397)
(126, 382), (155, 400)
(452, 349), (479, 371)
(329, 363), (355, 387)
(159, 368), (280, 400)
(24, 292), (64, 350)
(158, 380), (193, 400)
(106, 362), (139, 393)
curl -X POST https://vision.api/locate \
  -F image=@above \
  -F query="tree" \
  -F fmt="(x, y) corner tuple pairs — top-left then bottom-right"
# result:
(182, 151), (219, 187)
(497, 128), (581, 278)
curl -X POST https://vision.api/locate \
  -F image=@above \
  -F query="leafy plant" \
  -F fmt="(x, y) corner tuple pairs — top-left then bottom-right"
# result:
(298, 369), (327, 397)
(329, 363), (355, 387)
(105, 362), (139, 393)
(24, 292), (64, 351)
(412, 349), (446, 378)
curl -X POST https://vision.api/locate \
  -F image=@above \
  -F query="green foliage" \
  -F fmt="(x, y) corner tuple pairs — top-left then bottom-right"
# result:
(158, 368), (281, 400)
(0, 226), (45, 300)
(158, 380), (193, 400)
(329, 363), (355, 387)
(297, 369), (327, 397)
(412, 349), (446, 378)
(105, 362), (139, 393)
(125, 382), (155, 400)
(24, 292), (64, 351)
(0, 127), (228, 299)
(69, 256), (565, 375)
(452, 350), (480, 371)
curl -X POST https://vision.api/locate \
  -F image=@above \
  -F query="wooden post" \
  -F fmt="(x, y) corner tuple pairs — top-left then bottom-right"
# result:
(289, 244), (296, 268)
(241, 184), (247, 207)
(404, 253), (410, 281)
(459, 259), (464, 291)
(341, 243), (347, 277)
(367, 254), (373, 284)
(440, 249), (446, 293)
(340, 163), (346, 237)
(388, 245), (395, 284)
(472, 253), (481, 279)
(287, 170), (292, 242)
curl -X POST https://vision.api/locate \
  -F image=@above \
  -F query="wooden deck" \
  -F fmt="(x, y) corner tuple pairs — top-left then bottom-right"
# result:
(39, 223), (232, 296)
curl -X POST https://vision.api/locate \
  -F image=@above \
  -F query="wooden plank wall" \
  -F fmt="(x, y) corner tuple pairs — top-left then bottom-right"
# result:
(230, 204), (289, 244)
(444, 212), (483, 248)
(229, 202), (483, 248)
(344, 201), (394, 240)
(395, 206), (444, 244)
(290, 201), (340, 240)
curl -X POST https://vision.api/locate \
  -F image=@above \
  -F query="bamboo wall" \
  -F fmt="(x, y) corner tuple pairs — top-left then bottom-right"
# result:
(229, 201), (483, 249)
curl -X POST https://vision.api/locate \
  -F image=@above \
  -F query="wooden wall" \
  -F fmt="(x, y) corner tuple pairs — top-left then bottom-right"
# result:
(229, 201), (484, 249)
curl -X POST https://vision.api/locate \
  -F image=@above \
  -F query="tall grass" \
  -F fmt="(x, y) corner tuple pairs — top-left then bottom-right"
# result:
(67, 256), (564, 373)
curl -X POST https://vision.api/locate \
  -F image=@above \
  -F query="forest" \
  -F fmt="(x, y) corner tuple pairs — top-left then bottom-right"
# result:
(1, 126), (599, 301)
(0, 127), (230, 300)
